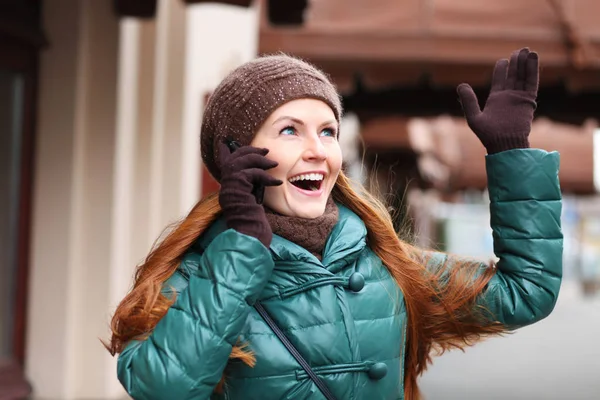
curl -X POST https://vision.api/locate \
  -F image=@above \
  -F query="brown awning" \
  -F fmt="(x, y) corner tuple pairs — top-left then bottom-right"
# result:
(259, 0), (600, 92)
(404, 115), (596, 193)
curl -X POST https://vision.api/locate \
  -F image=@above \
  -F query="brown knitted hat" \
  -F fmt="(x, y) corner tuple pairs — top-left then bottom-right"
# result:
(200, 54), (342, 181)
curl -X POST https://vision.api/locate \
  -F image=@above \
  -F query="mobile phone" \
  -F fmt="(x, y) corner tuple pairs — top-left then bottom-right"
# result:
(224, 137), (265, 205)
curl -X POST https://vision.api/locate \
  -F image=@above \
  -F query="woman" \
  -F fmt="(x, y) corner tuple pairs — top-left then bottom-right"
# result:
(107, 48), (562, 399)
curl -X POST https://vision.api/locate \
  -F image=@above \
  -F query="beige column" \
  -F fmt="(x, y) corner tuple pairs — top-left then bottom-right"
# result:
(149, 0), (187, 236)
(27, 0), (119, 398)
(182, 3), (259, 207)
(106, 17), (155, 399)
(108, 0), (188, 397)
(107, 2), (188, 395)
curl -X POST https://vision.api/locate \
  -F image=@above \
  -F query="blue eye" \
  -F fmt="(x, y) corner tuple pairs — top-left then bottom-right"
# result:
(280, 126), (296, 136)
(320, 128), (337, 137)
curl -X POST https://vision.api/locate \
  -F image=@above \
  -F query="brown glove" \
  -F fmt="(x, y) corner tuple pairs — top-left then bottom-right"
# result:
(457, 48), (538, 154)
(217, 142), (282, 247)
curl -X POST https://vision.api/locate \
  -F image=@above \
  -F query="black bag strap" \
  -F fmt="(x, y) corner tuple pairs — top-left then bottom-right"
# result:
(254, 302), (338, 400)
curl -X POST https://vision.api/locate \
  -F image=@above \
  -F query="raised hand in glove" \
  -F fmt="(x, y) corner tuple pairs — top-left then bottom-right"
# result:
(218, 142), (282, 247)
(457, 48), (539, 154)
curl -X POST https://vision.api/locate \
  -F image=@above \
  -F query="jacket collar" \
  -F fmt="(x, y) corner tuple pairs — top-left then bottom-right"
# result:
(269, 204), (367, 272)
(325, 204), (367, 272)
(194, 204), (367, 273)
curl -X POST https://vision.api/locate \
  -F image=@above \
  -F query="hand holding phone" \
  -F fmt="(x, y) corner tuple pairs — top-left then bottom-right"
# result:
(224, 137), (267, 205)
(217, 139), (282, 247)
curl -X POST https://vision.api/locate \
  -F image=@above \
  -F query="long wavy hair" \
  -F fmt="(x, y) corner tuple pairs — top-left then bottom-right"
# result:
(106, 171), (505, 399)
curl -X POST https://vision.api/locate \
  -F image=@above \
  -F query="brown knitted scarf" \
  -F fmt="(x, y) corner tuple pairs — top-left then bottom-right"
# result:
(265, 197), (339, 260)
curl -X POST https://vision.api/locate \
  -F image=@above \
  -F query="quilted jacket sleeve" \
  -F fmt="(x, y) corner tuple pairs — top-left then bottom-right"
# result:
(423, 149), (563, 329)
(117, 229), (274, 400)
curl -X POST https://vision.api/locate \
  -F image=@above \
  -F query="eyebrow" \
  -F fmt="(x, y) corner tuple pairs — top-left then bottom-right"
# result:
(272, 116), (337, 127)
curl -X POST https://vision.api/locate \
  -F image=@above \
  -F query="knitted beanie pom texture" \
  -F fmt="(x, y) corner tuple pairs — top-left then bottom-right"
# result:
(200, 54), (343, 181)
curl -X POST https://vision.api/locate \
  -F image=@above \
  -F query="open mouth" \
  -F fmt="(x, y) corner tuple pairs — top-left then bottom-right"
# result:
(288, 173), (324, 192)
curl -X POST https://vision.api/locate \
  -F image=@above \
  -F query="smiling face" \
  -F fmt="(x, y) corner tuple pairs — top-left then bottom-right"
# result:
(251, 98), (342, 218)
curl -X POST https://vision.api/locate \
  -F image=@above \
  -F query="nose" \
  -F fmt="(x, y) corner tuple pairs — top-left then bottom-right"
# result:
(303, 135), (328, 162)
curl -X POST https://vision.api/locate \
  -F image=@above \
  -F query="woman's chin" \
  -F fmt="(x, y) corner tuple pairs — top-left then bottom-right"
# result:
(263, 186), (331, 218)
(297, 208), (326, 219)
(285, 200), (328, 219)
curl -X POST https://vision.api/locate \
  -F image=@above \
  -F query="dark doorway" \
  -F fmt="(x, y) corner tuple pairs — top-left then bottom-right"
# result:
(0, 0), (45, 397)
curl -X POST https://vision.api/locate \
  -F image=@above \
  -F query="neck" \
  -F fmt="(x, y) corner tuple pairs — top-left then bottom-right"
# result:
(264, 197), (339, 259)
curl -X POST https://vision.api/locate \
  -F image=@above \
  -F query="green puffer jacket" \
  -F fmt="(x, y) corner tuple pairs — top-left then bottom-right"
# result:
(117, 149), (562, 399)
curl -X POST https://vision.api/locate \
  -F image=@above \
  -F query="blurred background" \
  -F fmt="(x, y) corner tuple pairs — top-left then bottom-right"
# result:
(1, 0), (600, 398)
